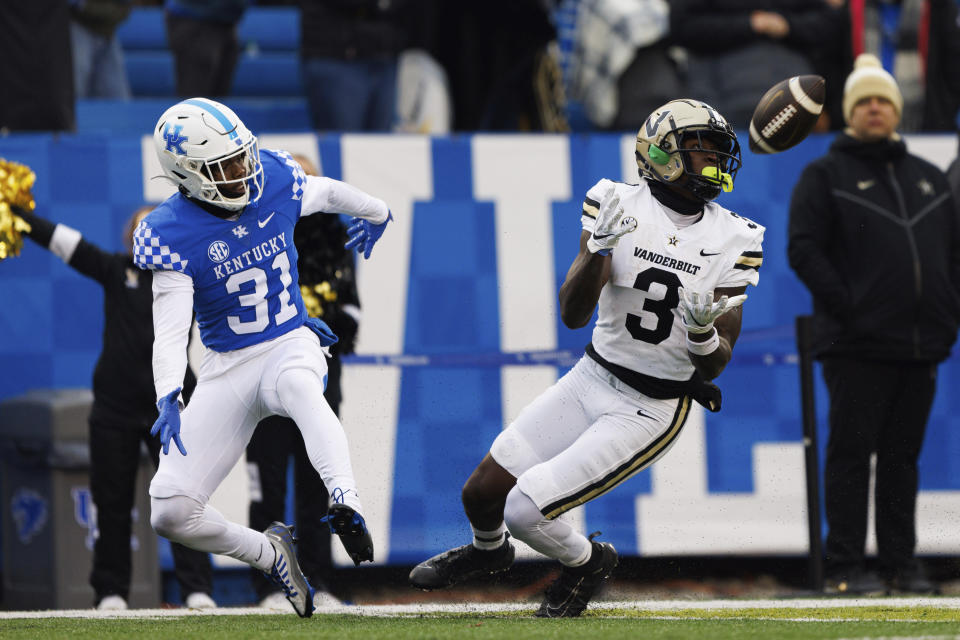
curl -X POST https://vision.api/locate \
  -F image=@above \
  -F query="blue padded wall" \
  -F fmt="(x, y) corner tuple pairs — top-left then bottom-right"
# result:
(2, 131), (959, 566)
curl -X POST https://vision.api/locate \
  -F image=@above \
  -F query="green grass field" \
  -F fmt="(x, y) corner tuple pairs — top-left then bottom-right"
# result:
(3, 600), (960, 640)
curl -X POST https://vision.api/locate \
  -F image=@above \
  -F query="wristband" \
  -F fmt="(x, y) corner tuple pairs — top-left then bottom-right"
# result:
(686, 328), (720, 356)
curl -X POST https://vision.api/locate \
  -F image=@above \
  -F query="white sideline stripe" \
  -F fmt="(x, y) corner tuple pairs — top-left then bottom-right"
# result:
(2, 597), (959, 620)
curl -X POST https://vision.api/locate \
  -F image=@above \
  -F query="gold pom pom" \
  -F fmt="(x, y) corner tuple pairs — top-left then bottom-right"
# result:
(0, 158), (37, 261)
(300, 281), (338, 318)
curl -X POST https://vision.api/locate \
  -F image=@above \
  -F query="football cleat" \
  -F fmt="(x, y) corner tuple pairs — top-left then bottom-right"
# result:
(263, 522), (315, 618)
(535, 537), (618, 618)
(409, 537), (515, 590)
(324, 504), (374, 566)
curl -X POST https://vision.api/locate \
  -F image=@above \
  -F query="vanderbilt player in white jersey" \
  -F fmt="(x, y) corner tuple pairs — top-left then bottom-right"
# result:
(409, 99), (764, 616)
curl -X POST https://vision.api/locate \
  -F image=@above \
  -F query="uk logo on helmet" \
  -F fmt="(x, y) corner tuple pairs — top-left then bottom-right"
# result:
(163, 123), (189, 154)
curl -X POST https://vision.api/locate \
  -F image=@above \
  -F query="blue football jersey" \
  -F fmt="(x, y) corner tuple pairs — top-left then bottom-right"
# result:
(134, 149), (321, 352)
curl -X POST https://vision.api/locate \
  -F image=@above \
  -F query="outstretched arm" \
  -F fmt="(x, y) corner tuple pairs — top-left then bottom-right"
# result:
(299, 175), (389, 223)
(558, 230), (610, 328)
(14, 206), (117, 285)
(151, 270), (194, 402)
(149, 270), (194, 456)
(559, 185), (636, 327)
(679, 285), (747, 381)
(299, 175), (393, 259)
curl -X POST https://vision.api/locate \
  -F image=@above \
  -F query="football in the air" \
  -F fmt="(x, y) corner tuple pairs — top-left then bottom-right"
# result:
(748, 75), (825, 154)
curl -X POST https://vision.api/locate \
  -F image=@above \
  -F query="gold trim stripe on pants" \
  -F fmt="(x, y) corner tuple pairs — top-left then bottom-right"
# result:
(541, 395), (692, 520)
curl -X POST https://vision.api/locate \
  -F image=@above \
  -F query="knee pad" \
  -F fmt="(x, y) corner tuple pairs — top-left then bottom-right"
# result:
(150, 495), (202, 542)
(503, 486), (545, 540)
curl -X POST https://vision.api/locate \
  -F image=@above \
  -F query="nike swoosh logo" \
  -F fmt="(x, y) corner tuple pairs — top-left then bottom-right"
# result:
(593, 232), (614, 240)
(699, 249), (721, 257)
(637, 408), (653, 419)
(258, 212), (276, 228)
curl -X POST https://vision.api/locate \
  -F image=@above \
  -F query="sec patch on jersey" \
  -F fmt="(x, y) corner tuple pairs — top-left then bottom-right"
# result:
(748, 75), (825, 154)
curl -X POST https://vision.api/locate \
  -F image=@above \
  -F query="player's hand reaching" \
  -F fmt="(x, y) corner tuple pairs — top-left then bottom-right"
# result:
(345, 211), (393, 259)
(677, 287), (747, 334)
(587, 187), (637, 256)
(152, 387), (186, 456)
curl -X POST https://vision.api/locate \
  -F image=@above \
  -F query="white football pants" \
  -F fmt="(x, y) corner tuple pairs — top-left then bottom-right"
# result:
(491, 356), (691, 562)
(150, 326), (362, 567)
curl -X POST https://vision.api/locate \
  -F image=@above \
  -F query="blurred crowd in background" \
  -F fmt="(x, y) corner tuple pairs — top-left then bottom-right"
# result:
(0, 0), (958, 136)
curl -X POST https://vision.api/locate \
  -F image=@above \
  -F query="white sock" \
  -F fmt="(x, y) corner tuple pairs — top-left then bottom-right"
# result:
(151, 496), (278, 572)
(472, 523), (507, 550)
(254, 536), (278, 573)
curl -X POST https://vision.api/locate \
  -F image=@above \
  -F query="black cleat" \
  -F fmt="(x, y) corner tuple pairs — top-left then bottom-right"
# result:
(325, 504), (374, 566)
(409, 537), (515, 590)
(536, 539), (618, 618)
(825, 567), (887, 596)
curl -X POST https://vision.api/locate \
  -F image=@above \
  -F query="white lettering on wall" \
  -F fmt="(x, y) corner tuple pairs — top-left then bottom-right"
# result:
(336, 135), (432, 565)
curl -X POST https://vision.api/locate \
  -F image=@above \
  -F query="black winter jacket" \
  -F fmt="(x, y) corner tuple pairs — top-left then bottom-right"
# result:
(788, 133), (960, 362)
(299, 0), (411, 60)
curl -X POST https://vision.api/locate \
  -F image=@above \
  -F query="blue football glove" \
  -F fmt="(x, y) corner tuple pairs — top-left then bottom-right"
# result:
(344, 211), (393, 259)
(152, 387), (186, 456)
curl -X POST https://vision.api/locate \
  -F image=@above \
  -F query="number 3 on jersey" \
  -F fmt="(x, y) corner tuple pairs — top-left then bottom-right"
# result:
(225, 252), (298, 334)
(625, 267), (681, 344)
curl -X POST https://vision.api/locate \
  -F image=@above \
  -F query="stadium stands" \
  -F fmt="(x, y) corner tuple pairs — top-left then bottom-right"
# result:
(86, 6), (309, 134)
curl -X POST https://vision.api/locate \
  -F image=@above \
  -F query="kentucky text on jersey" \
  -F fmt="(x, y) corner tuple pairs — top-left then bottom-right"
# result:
(212, 232), (289, 280)
(133, 149), (316, 352)
(633, 246), (702, 275)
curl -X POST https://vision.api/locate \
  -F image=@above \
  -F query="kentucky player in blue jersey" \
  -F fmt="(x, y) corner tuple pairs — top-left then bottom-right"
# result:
(133, 98), (391, 617)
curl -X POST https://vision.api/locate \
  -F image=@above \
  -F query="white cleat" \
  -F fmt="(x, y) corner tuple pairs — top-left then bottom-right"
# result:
(312, 589), (343, 610)
(259, 591), (296, 612)
(263, 522), (315, 618)
(185, 592), (217, 609)
(96, 595), (128, 610)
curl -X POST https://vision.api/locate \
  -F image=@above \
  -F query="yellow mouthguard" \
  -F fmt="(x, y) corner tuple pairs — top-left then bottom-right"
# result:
(701, 166), (733, 192)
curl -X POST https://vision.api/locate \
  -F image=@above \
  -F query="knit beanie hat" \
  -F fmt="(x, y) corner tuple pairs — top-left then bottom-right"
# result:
(842, 53), (903, 124)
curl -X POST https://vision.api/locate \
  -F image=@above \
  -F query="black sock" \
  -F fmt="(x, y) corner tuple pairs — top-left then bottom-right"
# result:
(576, 543), (603, 573)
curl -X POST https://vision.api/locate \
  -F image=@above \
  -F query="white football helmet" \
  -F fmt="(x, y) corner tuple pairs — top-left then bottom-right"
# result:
(153, 98), (263, 211)
(635, 99), (741, 202)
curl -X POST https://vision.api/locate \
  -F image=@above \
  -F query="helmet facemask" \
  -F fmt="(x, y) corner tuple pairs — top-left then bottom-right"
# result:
(635, 99), (742, 203)
(674, 128), (741, 201)
(172, 135), (263, 211)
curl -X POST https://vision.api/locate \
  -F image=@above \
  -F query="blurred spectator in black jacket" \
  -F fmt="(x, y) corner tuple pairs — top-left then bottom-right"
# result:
(788, 55), (959, 594)
(424, 0), (566, 131)
(671, 0), (849, 131)
(70, 0), (133, 99)
(298, 0), (411, 132)
(948, 132), (960, 206)
(566, 0), (681, 131)
(11, 204), (215, 610)
(165, 0), (248, 97)
(849, 0), (960, 132)
(246, 154), (360, 611)
(0, 0), (75, 131)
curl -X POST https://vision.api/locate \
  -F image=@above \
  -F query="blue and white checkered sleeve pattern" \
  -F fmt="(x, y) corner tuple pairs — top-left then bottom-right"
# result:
(272, 149), (306, 202)
(133, 220), (189, 272)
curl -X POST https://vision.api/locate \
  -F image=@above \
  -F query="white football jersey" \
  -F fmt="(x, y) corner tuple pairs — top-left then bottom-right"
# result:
(582, 178), (764, 382)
